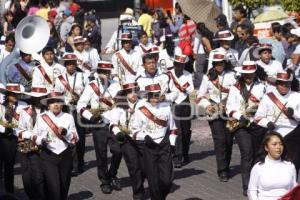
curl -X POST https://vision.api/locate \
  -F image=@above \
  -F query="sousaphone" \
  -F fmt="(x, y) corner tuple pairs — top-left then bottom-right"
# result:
(15, 16), (50, 54)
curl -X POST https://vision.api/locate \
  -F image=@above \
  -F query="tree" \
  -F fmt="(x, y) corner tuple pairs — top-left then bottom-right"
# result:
(280, 0), (300, 12)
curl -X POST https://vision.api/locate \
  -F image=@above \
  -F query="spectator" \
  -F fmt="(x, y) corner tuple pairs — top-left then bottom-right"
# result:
(151, 9), (165, 45)
(0, 33), (15, 64)
(230, 5), (254, 35)
(289, 27), (300, 74)
(84, 15), (101, 52)
(68, 0), (81, 17)
(193, 22), (214, 87)
(138, 6), (153, 38)
(84, 38), (100, 70)
(234, 24), (252, 58)
(2, 11), (15, 37)
(248, 132), (297, 199)
(67, 23), (82, 51)
(214, 14), (230, 48)
(46, 20), (61, 50)
(166, 2), (183, 38)
(10, 0), (27, 27)
(26, 0), (39, 16)
(238, 35), (259, 65)
(35, 0), (50, 20)
(60, 8), (74, 43)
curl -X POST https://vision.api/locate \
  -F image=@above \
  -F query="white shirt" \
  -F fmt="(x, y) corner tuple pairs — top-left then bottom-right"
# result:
(248, 156), (297, 200)
(0, 48), (11, 64)
(85, 47), (101, 70)
(77, 77), (121, 120)
(33, 111), (78, 154)
(193, 36), (205, 54)
(0, 101), (28, 135)
(17, 106), (42, 139)
(111, 48), (142, 82)
(134, 43), (153, 56)
(158, 49), (174, 73)
(226, 82), (266, 121)
(73, 50), (91, 75)
(32, 61), (65, 91)
(136, 69), (178, 103)
(256, 60), (283, 79)
(198, 71), (236, 108)
(131, 101), (177, 145)
(54, 72), (89, 105)
(167, 69), (194, 104)
(254, 89), (300, 137)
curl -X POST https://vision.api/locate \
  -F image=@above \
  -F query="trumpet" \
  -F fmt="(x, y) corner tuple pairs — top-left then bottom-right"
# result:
(226, 118), (251, 133)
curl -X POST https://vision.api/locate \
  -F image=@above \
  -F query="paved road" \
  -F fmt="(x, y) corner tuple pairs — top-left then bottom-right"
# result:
(0, 18), (249, 200)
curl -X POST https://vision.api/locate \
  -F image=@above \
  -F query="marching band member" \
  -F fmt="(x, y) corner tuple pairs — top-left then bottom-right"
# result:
(136, 53), (177, 103)
(18, 85), (49, 200)
(111, 33), (142, 83)
(253, 43), (283, 86)
(208, 30), (239, 72)
(158, 34), (176, 73)
(84, 38), (101, 70)
(167, 54), (194, 168)
(134, 31), (154, 56)
(131, 83), (177, 200)
(226, 61), (267, 196)
(7, 51), (35, 91)
(77, 61), (122, 194)
(54, 53), (89, 175)
(32, 46), (65, 91)
(255, 71), (300, 175)
(33, 92), (78, 200)
(197, 51), (236, 181)
(108, 82), (145, 200)
(73, 36), (92, 75)
(0, 84), (27, 193)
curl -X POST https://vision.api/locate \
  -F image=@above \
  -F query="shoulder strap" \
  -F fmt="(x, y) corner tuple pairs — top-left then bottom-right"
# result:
(89, 82), (101, 97)
(139, 106), (167, 127)
(167, 71), (186, 93)
(58, 74), (72, 92)
(15, 63), (31, 81)
(24, 106), (33, 116)
(37, 65), (52, 84)
(267, 92), (292, 119)
(115, 52), (137, 76)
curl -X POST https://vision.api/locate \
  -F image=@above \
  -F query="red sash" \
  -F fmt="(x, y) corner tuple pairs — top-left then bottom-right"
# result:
(15, 63), (31, 81)
(89, 82), (113, 107)
(24, 106), (33, 116)
(58, 75), (72, 93)
(234, 83), (259, 103)
(140, 45), (150, 54)
(167, 71), (190, 93)
(41, 114), (63, 139)
(37, 65), (52, 85)
(211, 79), (229, 93)
(115, 52), (136, 76)
(13, 112), (20, 121)
(267, 92), (291, 119)
(139, 106), (167, 127)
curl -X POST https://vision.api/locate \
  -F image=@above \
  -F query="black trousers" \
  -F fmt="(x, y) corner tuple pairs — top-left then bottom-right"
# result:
(208, 118), (233, 175)
(41, 148), (73, 200)
(21, 152), (45, 200)
(121, 138), (145, 199)
(174, 98), (192, 162)
(143, 136), (173, 200)
(234, 123), (267, 191)
(72, 111), (86, 171)
(0, 134), (17, 193)
(284, 125), (300, 175)
(92, 125), (122, 185)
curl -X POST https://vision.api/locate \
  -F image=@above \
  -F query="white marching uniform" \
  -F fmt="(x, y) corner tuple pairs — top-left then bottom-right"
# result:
(77, 76), (121, 121)
(54, 72), (88, 105)
(86, 47), (101, 70)
(73, 50), (92, 75)
(33, 111), (78, 155)
(226, 82), (266, 121)
(254, 89), (300, 137)
(167, 69), (194, 104)
(32, 61), (65, 91)
(7, 59), (34, 90)
(197, 71), (236, 108)
(207, 47), (239, 73)
(0, 101), (28, 134)
(111, 48), (142, 82)
(136, 69), (178, 102)
(134, 43), (153, 56)
(0, 48), (11, 64)
(17, 105), (42, 140)
(256, 60), (283, 80)
(131, 101), (177, 145)
(158, 49), (174, 72)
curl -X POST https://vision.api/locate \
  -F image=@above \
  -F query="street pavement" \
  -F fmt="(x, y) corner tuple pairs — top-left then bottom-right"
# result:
(0, 18), (249, 200)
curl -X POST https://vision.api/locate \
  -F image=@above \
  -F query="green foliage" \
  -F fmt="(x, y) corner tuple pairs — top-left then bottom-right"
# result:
(280, 0), (300, 12)
(228, 0), (274, 9)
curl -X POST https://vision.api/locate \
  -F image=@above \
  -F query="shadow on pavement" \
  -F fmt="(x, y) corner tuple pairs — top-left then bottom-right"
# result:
(174, 168), (205, 180)
(189, 150), (215, 162)
(68, 190), (93, 200)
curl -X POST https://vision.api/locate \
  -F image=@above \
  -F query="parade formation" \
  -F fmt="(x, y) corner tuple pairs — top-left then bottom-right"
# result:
(0, 0), (300, 199)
